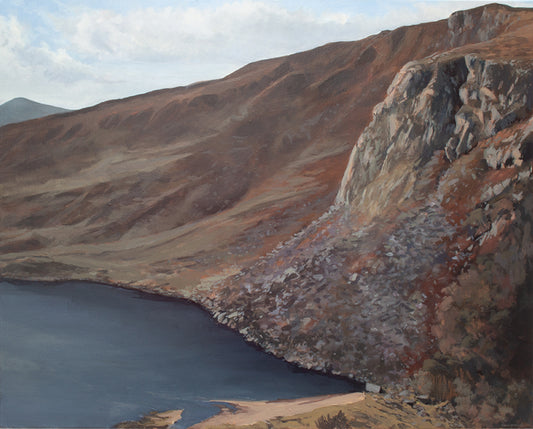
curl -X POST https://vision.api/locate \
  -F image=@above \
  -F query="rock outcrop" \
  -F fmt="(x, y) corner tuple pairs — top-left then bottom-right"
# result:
(337, 54), (533, 216)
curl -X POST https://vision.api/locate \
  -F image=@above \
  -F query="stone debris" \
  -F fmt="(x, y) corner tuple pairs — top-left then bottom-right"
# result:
(365, 382), (381, 393)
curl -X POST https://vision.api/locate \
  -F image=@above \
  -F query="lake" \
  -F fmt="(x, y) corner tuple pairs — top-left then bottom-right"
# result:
(0, 280), (357, 428)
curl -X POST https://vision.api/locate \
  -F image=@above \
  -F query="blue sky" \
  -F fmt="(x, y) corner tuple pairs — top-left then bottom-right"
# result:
(0, 0), (531, 109)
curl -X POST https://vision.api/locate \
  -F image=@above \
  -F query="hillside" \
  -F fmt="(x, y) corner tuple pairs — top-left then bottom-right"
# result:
(1, 3), (532, 427)
(0, 97), (70, 127)
(1, 4), (525, 295)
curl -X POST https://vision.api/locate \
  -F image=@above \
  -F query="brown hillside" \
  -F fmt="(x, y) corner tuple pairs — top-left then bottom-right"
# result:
(1, 4), (530, 297)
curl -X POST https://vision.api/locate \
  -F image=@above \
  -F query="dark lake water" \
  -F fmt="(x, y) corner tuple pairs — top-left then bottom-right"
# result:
(0, 280), (357, 428)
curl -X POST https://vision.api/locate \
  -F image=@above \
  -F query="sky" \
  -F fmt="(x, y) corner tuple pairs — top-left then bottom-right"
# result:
(0, 0), (531, 109)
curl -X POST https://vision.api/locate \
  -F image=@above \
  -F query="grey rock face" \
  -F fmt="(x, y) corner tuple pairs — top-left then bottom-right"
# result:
(447, 5), (517, 47)
(445, 56), (533, 161)
(336, 54), (533, 211)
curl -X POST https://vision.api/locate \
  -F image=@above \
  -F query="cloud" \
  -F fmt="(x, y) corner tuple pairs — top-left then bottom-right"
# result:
(57, 1), (517, 66)
(55, 2), (361, 64)
(0, 14), (104, 107)
(4, 0), (531, 109)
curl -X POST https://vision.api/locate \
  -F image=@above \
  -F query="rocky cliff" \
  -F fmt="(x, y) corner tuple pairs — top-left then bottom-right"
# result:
(194, 7), (533, 427)
(1, 3), (532, 427)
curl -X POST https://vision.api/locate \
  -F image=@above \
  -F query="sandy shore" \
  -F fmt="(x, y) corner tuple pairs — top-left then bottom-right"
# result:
(191, 392), (365, 428)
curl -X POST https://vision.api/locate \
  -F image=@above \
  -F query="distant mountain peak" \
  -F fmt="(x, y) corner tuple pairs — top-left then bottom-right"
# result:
(0, 97), (71, 127)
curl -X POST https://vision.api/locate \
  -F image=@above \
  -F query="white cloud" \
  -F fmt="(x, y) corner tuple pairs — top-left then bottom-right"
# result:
(0, 14), (106, 108)
(56, 2), (363, 64)
(58, 0), (517, 67)
(3, 0), (532, 109)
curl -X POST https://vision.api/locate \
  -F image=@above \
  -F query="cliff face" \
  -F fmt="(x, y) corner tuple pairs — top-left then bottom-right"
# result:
(197, 7), (533, 426)
(337, 54), (533, 216)
(1, 3), (533, 427)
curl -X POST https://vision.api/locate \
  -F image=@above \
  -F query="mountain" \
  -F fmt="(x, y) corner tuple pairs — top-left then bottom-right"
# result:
(0, 97), (70, 127)
(0, 4), (532, 427)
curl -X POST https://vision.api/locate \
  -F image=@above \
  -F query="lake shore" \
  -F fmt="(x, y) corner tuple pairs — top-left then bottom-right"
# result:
(191, 392), (365, 428)
(0, 279), (357, 428)
(2, 279), (464, 429)
(112, 390), (464, 429)
(190, 391), (463, 429)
